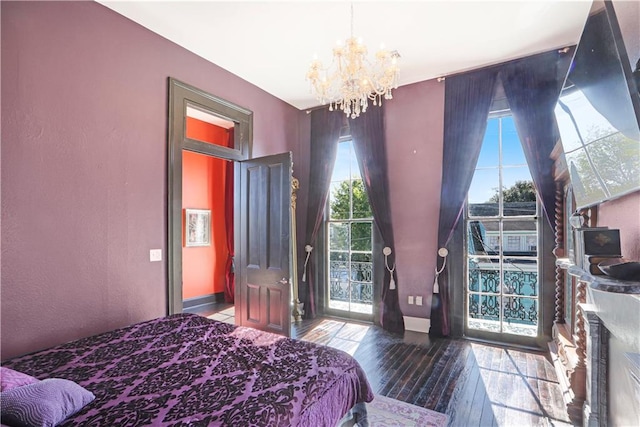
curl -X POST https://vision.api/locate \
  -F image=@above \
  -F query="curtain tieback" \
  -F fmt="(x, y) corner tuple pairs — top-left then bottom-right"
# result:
(433, 247), (448, 294)
(228, 254), (235, 274)
(302, 245), (313, 282)
(383, 247), (396, 290)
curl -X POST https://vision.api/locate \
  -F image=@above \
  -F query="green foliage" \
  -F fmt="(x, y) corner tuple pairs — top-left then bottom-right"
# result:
(330, 179), (372, 220)
(489, 180), (536, 203)
(571, 132), (640, 200)
(329, 179), (373, 252)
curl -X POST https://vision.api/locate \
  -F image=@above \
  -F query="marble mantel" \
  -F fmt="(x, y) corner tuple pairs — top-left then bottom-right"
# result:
(553, 259), (640, 426)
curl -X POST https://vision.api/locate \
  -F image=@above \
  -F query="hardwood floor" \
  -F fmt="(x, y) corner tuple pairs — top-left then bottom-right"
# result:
(201, 304), (575, 426)
(292, 316), (576, 427)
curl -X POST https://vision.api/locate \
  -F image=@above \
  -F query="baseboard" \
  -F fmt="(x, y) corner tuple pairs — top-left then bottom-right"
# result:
(403, 316), (431, 333)
(183, 293), (225, 310)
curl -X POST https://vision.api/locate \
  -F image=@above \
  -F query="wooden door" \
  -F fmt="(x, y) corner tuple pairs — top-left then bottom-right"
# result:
(236, 152), (292, 336)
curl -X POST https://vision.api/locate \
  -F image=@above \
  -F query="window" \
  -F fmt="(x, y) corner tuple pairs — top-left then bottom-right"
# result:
(326, 140), (374, 317)
(466, 115), (540, 338)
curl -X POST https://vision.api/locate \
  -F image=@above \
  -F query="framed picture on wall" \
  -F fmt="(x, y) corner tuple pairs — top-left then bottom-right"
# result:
(185, 209), (211, 247)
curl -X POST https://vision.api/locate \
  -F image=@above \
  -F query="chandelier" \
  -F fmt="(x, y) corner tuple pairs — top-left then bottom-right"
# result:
(306, 4), (400, 119)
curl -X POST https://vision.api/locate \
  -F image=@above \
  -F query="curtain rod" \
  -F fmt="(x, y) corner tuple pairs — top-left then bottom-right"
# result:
(434, 44), (574, 82)
(304, 104), (332, 114)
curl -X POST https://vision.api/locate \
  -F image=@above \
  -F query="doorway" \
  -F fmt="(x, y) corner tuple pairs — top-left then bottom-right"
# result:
(167, 78), (292, 336)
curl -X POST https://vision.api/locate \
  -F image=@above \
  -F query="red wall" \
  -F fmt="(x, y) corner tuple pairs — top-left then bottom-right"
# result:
(182, 118), (229, 299)
(1, 1), (300, 360)
(182, 151), (227, 299)
(186, 117), (229, 147)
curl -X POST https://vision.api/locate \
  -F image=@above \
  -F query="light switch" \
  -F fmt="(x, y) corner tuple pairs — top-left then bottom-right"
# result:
(408, 296), (414, 305)
(416, 296), (423, 306)
(149, 249), (162, 262)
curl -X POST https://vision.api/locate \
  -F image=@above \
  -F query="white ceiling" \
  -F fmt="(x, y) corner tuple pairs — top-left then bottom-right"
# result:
(98, 1), (592, 110)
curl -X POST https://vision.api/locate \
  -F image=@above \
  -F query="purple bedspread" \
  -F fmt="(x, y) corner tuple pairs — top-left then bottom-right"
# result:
(2, 314), (373, 426)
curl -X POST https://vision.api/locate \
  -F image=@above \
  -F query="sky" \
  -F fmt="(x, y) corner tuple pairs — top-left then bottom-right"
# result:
(330, 140), (360, 183)
(329, 116), (532, 205)
(468, 116), (532, 204)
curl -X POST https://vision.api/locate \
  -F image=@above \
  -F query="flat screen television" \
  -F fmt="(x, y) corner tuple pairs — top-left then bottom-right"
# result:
(554, 0), (640, 210)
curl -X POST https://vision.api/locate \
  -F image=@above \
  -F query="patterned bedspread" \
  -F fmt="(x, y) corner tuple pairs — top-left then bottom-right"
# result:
(2, 313), (373, 426)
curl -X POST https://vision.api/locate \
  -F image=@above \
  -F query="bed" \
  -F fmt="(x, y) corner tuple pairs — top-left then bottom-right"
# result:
(1, 313), (373, 426)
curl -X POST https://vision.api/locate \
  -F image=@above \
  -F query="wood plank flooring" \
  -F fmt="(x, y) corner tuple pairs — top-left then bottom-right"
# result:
(291, 316), (575, 427)
(201, 304), (575, 426)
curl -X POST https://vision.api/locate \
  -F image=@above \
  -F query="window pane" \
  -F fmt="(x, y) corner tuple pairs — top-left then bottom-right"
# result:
(350, 252), (372, 305)
(351, 222), (372, 251)
(329, 260), (349, 302)
(503, 297), (538, 335)
(502, 221), (537, 256)
(468, 257), (501, 293)
(332, 143), (352, 181)
(500, 117), (526, 166)
(468, 294), (501, 322)
(476, 119), (499, 168)
(349, 143), (361, 179)
(503, 261), (538, 296)
(329, 222), (349, 251)
(502, 168), (535, 216)
(185, 104), (234, 147)
(351, 179), (372, 219)
(329, 181), (350, 220)
(467, 220), (498, 255)
(468, 168), (499, 216)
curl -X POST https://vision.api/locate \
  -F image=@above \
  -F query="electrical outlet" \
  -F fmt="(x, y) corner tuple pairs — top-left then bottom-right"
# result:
(408, 296), (414, 305)
(149, 249), (162, 262)
(416, 296), (423, 306)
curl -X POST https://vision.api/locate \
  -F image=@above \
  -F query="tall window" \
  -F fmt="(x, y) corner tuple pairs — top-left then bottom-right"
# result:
(466, 115), (540, 338)
(326, 140), (374, 316)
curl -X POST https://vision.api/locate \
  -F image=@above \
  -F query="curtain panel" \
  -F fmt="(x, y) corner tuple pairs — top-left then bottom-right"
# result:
(429, 67), (499, 337)
(224, 128), (235, 303)
(350, 106), (405, 334)
(301, 108), (344, 318)
(501, 49), (575, 232)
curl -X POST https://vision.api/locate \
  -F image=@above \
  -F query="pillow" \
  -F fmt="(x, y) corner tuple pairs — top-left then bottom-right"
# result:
(0, 378), (95, 427)
(0, 368), (39, 392)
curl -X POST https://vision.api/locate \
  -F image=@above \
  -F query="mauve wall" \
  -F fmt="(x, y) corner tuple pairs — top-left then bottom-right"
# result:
(1, 1), (300, 359)
(385, 80), (445, 318)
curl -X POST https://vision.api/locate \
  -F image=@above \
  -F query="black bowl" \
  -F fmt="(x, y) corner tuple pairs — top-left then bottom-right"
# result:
(598, 259), (640, 281)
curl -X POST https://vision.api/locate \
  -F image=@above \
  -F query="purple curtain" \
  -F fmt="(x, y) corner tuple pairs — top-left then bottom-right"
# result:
(301, 108), (344, 318)
(429, 67), (499, 337)
(350, 106), (405, 334)
(501, 49), (575, 232)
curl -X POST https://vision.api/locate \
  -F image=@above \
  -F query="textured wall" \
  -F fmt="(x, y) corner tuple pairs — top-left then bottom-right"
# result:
(1, 1), (300, 359)
(385, 80), (445, 318)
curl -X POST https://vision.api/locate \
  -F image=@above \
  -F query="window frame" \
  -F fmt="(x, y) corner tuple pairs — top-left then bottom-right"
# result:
(464, 112), (543, 343)
(323, 137), (375, 322)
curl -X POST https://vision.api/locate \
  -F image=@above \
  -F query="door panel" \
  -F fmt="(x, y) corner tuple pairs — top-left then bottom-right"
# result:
(236, 152), (291, 336)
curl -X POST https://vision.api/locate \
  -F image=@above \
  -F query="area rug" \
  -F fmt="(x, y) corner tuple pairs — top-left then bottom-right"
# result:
(339, 394), (449, 427)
